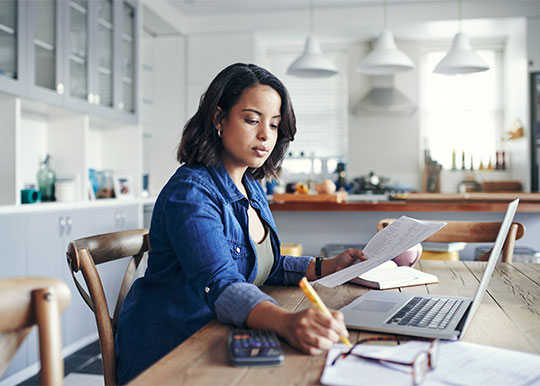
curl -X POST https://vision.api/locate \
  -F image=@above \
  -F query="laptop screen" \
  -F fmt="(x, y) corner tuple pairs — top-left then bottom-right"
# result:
(460, 198), (519, 335)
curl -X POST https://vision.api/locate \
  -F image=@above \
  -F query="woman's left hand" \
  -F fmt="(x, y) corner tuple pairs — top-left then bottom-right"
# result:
(331, 249), (366, 273)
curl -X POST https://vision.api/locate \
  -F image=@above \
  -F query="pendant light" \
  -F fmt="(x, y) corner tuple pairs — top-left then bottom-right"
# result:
(357, 0), (414, 75)
(287, 0), (338, 78)
(433, 0), (489, 75)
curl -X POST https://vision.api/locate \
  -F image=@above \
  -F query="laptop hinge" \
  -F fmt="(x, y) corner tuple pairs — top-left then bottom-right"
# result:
(455, 302), (473, 338)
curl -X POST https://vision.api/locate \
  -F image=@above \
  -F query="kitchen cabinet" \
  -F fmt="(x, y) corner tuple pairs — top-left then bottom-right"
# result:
(26, 0), (64, 104)
(61, 0), (139, 123)
(0, 215), (29, 380)
(25, 209), (96, 366)
(0, 204), (140, 384)
(0, 0), (26, 95)
(0, 0), (139, 123)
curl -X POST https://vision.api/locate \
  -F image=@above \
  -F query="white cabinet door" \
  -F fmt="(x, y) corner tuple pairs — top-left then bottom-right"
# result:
(0, 214), (27, 278)
(59, 210), (99, 351)
(0, 214), (29, 381)
(26, 209), (97, 365)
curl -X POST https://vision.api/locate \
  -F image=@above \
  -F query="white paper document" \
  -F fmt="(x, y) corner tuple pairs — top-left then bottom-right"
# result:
(315, 216), (446, 288)
(321, 341), (540, 386)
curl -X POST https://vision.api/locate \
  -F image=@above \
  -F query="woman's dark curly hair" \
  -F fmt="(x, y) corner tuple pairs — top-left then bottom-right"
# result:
(177, 63), (296, 180)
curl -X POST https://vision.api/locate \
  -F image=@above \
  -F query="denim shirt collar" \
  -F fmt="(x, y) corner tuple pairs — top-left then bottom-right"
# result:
(207, 162), (265, 206)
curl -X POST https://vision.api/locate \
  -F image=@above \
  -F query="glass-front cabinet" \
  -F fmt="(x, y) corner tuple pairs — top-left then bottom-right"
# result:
(66, 0), (89, 106)
(26, 0), (64, 103)
(0, 0), (138, 123)
(97, 0), (114, 109)
(0, 0), (26, 94)
(120, 1), (136, 114)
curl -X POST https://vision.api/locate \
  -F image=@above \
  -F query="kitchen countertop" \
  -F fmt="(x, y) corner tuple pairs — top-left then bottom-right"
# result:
(269, 192), (540, 212)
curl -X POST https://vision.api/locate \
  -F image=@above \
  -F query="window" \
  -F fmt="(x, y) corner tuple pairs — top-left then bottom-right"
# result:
(267, 49), (348, 179)
(420, 48), (503, 170)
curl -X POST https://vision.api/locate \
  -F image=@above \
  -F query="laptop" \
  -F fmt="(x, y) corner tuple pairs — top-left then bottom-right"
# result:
(340, 198), (520, 340)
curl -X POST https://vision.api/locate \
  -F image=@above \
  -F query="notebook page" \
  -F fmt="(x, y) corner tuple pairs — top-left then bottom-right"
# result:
(315, 216), (446, 288)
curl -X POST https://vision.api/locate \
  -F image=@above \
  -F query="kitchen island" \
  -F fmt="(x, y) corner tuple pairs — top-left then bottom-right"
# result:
(269, 193), (540, 259)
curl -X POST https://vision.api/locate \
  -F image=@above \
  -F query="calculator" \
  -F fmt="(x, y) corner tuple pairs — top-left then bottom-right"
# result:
(228, 330), (284, 366)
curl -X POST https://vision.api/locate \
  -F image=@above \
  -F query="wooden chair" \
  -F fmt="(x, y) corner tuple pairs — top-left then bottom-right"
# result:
(66, 229), (150, 386)
(377, 219), (525, 263)
(0, 277), (71, 385)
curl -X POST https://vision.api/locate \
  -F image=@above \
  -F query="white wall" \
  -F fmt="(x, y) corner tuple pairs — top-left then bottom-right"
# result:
(347, 40), (421, 189)
(504, 20), (530, 191)
(528, 18), (540, 72)
(142, 36), (186, 195)
(186, 32), (257, 117)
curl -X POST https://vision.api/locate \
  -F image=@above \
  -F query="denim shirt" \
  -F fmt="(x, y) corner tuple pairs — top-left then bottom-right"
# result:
(115, 162), (313, 383)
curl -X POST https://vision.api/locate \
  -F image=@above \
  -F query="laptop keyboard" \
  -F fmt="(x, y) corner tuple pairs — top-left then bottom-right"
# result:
(386, 296), (464, 329)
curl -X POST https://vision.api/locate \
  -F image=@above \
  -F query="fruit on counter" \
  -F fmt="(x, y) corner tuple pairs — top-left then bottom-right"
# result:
(296, 182), (310, 194)
(315, 179), (336, 195)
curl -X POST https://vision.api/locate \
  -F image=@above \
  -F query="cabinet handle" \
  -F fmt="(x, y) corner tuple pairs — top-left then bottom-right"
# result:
(88, 93), (95, 104)
(66, 216), (73, 236)
(57, 83), (64, 95)
(58, 216), (66, 237)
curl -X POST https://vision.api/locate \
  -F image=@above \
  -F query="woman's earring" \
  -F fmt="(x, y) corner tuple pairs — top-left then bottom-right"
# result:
(217, 129), (222, 138)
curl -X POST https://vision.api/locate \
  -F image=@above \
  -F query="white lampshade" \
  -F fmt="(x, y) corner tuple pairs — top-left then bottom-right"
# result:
(287, 36), (338, 78)
(357, 29), (415, 75)
(434, 32), (489, 75)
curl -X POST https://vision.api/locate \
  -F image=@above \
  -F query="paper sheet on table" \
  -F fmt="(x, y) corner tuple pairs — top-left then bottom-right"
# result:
(315, 216), (446, 287)
(321, 341), (540, 386)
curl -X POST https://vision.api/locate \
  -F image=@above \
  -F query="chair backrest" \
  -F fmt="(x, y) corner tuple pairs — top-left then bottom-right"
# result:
(0, 277), (71, 385)
(66, 229), (150, 386)
(377, 219), (525, 263)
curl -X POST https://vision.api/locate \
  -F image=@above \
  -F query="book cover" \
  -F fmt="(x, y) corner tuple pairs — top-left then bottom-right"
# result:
(349, 260), (439, 290)
(422, 242), (466, 252)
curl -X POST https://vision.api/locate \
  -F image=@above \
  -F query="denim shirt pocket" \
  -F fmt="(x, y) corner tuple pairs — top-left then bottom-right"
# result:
(227, 239), (252, 278)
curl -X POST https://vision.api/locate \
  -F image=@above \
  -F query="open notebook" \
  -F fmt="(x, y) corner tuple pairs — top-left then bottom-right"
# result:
(349, 260), (438, 290)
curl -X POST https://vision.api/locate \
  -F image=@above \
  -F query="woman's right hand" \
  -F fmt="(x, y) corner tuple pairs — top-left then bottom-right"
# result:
(280, 308), (349, 355)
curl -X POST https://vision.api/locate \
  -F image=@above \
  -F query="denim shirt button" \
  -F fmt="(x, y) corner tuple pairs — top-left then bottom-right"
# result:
(236, 247), (241, 253)
(204, 286), (210, 293)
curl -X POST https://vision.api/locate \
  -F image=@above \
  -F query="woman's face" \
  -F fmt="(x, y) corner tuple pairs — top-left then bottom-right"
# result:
(217, 84), (281, 175)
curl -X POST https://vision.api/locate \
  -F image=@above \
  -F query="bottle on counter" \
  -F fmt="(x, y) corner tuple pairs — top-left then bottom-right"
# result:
(461, 151), (466, 170)
(335, 162), (347, 191)
(501, 151), (507, 170)
(37, 154), (56, 202)
(451, 148), (457, 170)
(495, 151), (501, 170)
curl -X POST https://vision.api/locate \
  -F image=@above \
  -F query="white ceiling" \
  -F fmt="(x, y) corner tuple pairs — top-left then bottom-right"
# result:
(143, 0), (539, 41)
(166, 0), (488, 16)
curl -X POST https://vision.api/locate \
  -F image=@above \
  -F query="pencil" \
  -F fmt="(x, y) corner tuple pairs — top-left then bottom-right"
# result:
(298, 277), (352, 348)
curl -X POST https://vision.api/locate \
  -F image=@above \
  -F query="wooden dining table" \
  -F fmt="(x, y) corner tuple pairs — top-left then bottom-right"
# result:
(129, 261), (540, 385)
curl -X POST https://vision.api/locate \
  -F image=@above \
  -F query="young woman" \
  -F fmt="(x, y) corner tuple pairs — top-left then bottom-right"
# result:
(115, 63), (364, 383)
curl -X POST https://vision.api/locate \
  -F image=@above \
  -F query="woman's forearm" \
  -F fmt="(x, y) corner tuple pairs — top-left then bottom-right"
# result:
(304, 258), (336, 281)
(245, 300), (291, 336)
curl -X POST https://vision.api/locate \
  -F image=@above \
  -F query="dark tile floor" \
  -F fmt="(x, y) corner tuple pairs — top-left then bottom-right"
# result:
(18, 340), (102, 385)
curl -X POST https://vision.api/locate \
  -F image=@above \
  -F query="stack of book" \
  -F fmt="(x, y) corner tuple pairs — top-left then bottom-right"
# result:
(421, 242), (467, 261)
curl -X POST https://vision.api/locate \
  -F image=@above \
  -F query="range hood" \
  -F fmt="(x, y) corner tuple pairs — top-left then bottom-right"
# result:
(353, 75), (416, 115)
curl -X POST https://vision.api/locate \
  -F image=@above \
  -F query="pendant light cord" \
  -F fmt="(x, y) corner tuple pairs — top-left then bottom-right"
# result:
(384, 0), (388, 29)
(309, 0), (314, 35)
(458, 0), (462, 32)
